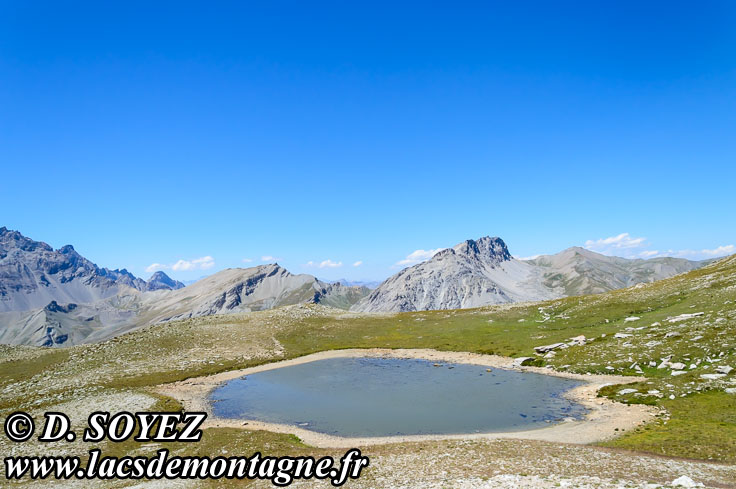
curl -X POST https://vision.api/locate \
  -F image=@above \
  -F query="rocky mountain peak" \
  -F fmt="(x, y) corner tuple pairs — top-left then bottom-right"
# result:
(452, 236), (511, 264)
(0, 227), (53, 253)
(146, 271), (186, 291)
(0, 228), (193, 312)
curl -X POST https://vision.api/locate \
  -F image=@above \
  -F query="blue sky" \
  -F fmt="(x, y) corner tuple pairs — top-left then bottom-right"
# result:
(2, 1), (735, 281)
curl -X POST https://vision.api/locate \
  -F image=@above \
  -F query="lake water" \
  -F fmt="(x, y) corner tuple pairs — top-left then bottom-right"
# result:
(210, 357), (587, 437)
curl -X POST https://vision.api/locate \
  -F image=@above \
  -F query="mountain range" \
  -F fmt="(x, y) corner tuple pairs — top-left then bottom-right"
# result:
(0, 228), (708, 346)
(0, 227), (185, 314)
(351, 236), (705, 312)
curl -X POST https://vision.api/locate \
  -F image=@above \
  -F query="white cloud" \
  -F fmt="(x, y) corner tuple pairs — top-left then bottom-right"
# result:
(585, 233), (647, 253)
(306, 259), (343, 269)
(395, 248), (446, 267)
(242, 258), (253, 263)
(261, 255), (282, 262)
(701, 245), (736, 256)
(172, 256), (215, 271)
(145, 256), (215, 273)
(515, 254), (540, 261)
(661, 245), (736, 259)
(145, 263), (167, 273)
(584, 234), (735, 260)
(352, 261), (363, 267)
(320, 259), (342, 268)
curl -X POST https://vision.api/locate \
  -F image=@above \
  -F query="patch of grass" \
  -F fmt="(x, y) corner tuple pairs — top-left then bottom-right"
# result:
(602, 391), (736, 463)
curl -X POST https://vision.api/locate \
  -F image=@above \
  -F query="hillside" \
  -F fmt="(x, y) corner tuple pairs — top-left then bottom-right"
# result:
(0, 253), (733, 480)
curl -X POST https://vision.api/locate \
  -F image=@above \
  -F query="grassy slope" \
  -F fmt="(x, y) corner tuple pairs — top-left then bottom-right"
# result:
(0, 254), (734, 472)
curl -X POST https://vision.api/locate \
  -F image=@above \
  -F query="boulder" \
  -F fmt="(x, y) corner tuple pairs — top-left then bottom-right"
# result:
(567, 335), (586, 346)
(618, 388), (638, 395)
(667, 312), (704, 323)
(671, 475), (701, 488)
(700, 374), (726, 380)
(533, 343), (567, 354)
(512, 357), (536, 367)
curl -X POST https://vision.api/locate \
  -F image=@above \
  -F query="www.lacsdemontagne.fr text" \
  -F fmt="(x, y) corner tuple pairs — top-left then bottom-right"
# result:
(5, 448), (369, 486)
(3, 411), (369, 486)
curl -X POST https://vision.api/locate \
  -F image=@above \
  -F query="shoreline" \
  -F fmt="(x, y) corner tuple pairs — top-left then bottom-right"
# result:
(154, 348), (656, 449)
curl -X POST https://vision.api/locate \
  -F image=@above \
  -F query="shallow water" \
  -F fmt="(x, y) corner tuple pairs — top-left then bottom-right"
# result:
(210, 357), (588, 437)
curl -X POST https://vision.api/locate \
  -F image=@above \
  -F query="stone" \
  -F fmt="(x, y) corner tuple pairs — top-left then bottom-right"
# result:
(512, 357), (535, 367)
(567, 335), (586, 345)
(671, 475), (701, 488)
(667, 312), (704, 323)
(533, 343), (568, 354)
(700, 374), (726, 380)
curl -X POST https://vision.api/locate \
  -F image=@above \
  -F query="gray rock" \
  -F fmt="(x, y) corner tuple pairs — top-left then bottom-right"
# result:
(534, 343), (568, 354)
(512, 357), (536, 367)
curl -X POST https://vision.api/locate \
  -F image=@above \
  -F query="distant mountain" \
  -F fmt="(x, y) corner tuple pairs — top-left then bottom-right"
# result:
(145, 271), (186, 291)
(0, 228), (708, 346)
(525, 247), (703, 296)
(0, 228), (370, 346)
(351, 236), (706, 313)
(0, 264), (371, 347)
(352, 237), (558, 312)
(139, 264), (370, 323)
(324, 278), (382, 289)
(0, 227), (182, 313)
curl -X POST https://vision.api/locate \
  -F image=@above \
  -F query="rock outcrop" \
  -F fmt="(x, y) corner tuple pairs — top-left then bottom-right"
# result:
(352, 237), (559, 312)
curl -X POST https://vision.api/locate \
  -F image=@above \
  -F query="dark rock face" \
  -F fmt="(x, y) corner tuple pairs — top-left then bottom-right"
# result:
(453, 237), (512, 263)
(44, 301), (78, 313)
